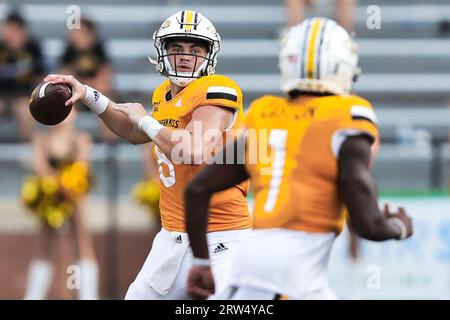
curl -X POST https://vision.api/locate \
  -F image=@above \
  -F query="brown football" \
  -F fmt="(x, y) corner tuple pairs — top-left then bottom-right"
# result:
(29, 82), (72, 125)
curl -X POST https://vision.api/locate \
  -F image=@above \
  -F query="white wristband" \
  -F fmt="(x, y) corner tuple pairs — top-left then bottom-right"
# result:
(138, 115), (164, 140)
(83, 85), (110, 115)
(192, 257), (211, 267)
(388, 217), (408, 240)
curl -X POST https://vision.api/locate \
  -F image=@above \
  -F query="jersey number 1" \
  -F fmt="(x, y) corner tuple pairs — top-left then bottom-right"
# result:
(264, 129), (287, 212)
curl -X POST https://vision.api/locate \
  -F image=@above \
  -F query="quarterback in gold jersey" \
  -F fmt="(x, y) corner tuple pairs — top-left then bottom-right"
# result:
(45, 11), (250, 299)
(185, 18), (413, 299)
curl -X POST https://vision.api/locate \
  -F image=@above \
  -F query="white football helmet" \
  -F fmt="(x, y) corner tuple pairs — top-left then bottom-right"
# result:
(152, 10), (221, 87)
(279, 17), (359, 96)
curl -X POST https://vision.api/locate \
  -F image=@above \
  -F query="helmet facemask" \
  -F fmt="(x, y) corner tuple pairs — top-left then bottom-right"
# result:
(154, 35), (219, 87)
(151, 11), (221, 87)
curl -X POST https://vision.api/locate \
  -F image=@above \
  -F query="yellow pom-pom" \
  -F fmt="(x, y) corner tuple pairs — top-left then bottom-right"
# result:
(41, 176), (58, 195)
(20, 174), (77, 228)
(132, 179), (161, 219)
(74, 178), (89, 194)
(20, 161), (92, 229)
(60, 170), (73, 189)
(21, 176), (40, 205)
(59, 161), (92, 198)
(71, 162), (88, 176)
(46, 207), (64, 228)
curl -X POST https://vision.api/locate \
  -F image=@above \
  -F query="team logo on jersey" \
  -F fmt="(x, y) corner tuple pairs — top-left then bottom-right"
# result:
(175, 98), (182, 107)
(159, 118), (179, 128)
(153, 101), (160, 112)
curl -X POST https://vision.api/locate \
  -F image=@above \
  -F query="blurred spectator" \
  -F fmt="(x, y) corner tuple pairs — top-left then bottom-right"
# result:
(0, 10), (45, 141)
(438, 19), (450, 37)
(22, 108), (99, 300)
(284, 0), (357, 32)
(60, 17), (116, 142)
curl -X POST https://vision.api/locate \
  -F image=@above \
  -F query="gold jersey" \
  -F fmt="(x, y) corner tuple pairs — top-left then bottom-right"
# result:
(244, 94), (379, 233)
(151, 75), (251, 232)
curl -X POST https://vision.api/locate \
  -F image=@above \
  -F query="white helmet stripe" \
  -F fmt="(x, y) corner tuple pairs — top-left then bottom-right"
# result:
(279, 17), (358, 95)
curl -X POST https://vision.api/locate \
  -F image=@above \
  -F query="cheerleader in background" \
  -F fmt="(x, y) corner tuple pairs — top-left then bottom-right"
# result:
(21, 108), (98, 300)
(60, 17), (115, 143)
(132, 143), (161, 230)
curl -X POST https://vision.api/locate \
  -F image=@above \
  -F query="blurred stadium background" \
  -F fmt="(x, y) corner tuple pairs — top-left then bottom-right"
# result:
(0, 0), (449, 299)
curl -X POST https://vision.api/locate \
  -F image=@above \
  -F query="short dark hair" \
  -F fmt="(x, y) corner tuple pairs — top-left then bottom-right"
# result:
(80, 17), (97, 34)
(287, 90), (333, 100)
(5, 10), (26, 27)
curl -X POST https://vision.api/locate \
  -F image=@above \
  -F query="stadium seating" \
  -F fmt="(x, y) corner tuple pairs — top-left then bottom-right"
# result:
(0, 0), (449, 192)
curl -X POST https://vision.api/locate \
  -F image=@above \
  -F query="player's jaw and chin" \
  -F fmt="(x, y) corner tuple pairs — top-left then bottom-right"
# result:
(163, 39), (210, 88)
(169, 54), (205, 75)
